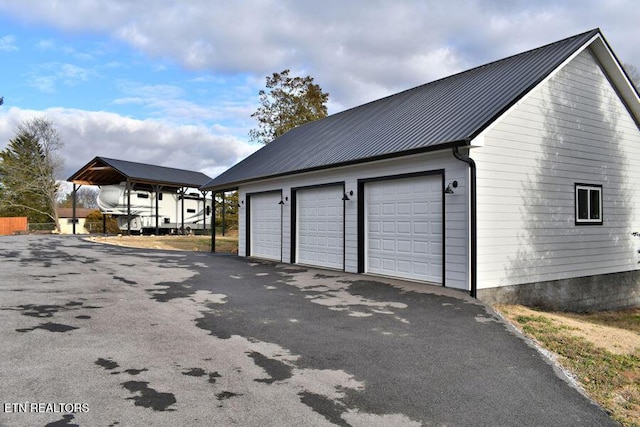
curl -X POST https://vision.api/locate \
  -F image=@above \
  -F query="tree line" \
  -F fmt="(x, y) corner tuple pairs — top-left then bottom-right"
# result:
(0, 69), (328, 234)
(3, 62), (640, 234)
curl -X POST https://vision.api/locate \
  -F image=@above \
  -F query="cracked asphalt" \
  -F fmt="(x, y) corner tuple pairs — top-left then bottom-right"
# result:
(0, 235), (616, 426)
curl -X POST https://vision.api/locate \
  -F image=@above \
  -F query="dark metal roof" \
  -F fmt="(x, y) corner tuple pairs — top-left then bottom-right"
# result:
(68, 156), (211, 189)
(202, 29), (601, 192)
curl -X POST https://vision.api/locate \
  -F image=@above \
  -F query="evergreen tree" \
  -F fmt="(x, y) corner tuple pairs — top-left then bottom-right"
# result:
(0, 118), (64, 229)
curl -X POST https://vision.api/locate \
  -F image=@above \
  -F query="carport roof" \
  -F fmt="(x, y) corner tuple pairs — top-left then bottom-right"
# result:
(202, 28), (637, 192)
(67, 156), (211, 189)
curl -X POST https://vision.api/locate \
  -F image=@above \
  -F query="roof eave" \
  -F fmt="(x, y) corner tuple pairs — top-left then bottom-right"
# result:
(200, 140), (468, 192)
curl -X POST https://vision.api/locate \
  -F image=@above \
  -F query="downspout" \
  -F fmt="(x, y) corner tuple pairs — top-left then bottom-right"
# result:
(452, 146), (477, 299)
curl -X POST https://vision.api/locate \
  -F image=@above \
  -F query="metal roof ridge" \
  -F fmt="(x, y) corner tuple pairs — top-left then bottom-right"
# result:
(315, 28), (601, 121)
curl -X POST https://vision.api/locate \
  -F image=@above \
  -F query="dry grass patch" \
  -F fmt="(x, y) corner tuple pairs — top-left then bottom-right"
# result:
(495, 304), (640, 426)
(89, 233), (238, 253)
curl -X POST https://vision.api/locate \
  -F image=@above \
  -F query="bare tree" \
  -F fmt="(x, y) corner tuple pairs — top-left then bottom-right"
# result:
(59, 186), (99, 209)
(0, 117), (65, 231)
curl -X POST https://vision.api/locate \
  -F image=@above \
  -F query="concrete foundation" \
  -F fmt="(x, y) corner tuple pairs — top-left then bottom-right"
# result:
(477, 270), (640, 312)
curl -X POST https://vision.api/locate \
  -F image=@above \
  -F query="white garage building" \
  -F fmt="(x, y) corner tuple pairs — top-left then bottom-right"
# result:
(202, 29), (640, 311)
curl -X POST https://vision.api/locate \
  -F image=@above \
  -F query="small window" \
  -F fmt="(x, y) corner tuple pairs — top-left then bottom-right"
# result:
(137, 193), (149, 199)
(187, 208), (196, 213)
(575, 184), (602, 225)
(158, 193), (163, 201)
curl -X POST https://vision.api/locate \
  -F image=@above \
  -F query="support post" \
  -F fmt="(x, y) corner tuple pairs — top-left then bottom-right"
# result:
(126, 181), (132, 236)
(71, 184), (81, 235)
(222, 192), (226, 237)
(180, 188), (186, 234)
(152, 184), (162, 235)
(201, 190), (209, 236)
(211, 192), (217, 253)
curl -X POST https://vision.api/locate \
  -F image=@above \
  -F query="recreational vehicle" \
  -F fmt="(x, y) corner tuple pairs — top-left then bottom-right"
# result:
(97, 183), (212, 234)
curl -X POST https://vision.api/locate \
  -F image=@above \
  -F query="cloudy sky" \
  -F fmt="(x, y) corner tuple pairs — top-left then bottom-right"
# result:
(0, 1), (638, 183)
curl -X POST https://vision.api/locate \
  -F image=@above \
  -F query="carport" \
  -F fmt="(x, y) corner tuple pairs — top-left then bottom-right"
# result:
(67, 157), (212, 235)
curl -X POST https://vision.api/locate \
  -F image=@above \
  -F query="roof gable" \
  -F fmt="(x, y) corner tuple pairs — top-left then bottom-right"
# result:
(202, 29), (622, 191)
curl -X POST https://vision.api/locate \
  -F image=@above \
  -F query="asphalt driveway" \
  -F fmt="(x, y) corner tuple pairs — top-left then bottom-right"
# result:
(0, 235), (615, 426)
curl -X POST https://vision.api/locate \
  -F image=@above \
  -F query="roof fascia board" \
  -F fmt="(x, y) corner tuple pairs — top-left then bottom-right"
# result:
(202, 141), (466, 192)
(588, 35), (640, 126)
(130, 180), (196, 190)
(470, 33), (600, 147)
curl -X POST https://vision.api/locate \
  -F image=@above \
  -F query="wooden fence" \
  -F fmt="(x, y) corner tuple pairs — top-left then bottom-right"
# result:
(0, 217), (28, 235)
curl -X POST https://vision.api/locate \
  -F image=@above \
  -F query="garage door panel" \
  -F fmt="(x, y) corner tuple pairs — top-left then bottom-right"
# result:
(297, 185), (344, 270)
(250, 192), (282, 261)
(397, 221), (411, 234)
(413, 202), (428, 215)
(397, 240), (411, 253)
(366, 175), (442, 284)
(382, 239), (395, 251)
(383, 221), (395, 233)
(397, 202), (412, 215)
(414, 241), (428, 254)
(382, 203), (395, 215)
(413, 262), (428, 275)
(413, 222), (429, 234)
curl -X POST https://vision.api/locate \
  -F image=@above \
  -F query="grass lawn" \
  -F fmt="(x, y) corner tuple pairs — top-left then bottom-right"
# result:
(494, 304), (640, 426)
(89, 233), (238, 253)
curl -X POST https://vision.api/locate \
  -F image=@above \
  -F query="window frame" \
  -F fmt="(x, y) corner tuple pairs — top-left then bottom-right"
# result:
(575, 183), (603, 225)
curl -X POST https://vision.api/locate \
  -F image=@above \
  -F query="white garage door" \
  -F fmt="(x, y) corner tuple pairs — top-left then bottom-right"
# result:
(366, 175), (442, 283)
(249, 192), (282, 261)
(296, 185), (344, 269)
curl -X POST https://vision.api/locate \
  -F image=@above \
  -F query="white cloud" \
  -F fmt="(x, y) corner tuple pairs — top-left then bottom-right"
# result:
(3, 0), (639, 111)
(0, 107), (259, 180)
(111, 80), (256, 135)
(28, 62), (94, 93)
(0, 35), (17, 51)
(0, 1), (639, 122)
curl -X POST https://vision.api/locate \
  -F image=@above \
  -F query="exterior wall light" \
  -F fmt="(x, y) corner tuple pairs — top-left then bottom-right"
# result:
(445, 181), (458, 194)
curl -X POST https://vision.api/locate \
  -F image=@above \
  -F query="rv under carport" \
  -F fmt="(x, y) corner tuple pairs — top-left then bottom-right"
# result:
(67, 157), (212, 235)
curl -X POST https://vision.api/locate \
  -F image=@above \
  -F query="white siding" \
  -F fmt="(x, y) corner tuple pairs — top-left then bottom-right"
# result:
(237, 151), (470, 290)
(473, 49), (640, 289)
